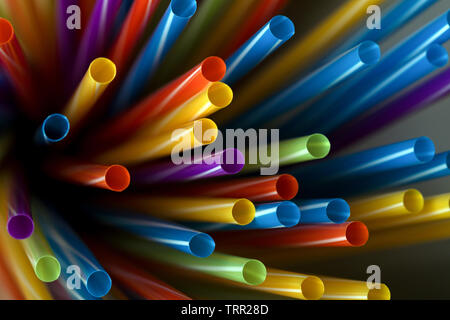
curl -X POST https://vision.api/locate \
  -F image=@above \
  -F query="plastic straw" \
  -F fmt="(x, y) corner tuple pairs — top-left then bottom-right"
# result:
(0, 250), (23, 300)
(34, 201), (112, 298)
(35, 114), (70, 145)
(112, 0), (197, 113)
(217, 0), (385, 124)
(45, 158), (130, 192)
(189, 201), (300, 231)
(348, 189), (424, 221)
(296, 199), (350, 224)
(213, 222), (369, 248)
(72, 0), (120, 87)
(90, 206), (215, 257)
(244, 134), (330, 173)
(321, 277), (390, 300)
(109, 0), (160, 72)
(233, 41), (380, 128)
(95, 118), (218, 165)
(334, 67), (450, 150)
(222, 15), (295, 85)
(131, 148), (244, 184)
(107, 195), (255, 225)
(64, 58), (117, 128)
(88, 56), (226, 148)
(110, 237), (267, 286)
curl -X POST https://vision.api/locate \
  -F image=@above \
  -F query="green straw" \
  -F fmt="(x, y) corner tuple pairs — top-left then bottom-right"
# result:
(244, 134), (331, 173)
(21, 220), (61, 282)
(111, 235), (267, 285)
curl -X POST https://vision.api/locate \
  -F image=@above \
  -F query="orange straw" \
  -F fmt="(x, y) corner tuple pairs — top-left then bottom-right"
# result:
(0, 251), (24, 300)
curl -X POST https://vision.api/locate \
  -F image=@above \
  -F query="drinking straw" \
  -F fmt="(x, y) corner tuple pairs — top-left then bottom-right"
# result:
(222, 15), (295, 85)
(109, 0), (160, 72)
(34, 201), (112, 298)
(6, 171), (34, 239)
(35, 114), (70, 145)
(72, 0), (121, 87)
(108, 195), (255, 225)
(290, 137), (436, 189)
(333, 67), (450, 150)
(95, 118), (218, 165)
(111, 0), (134, 37)
(216, 0), (385, 124)
(296, 199), (350, 224)
(365, 193), (450, 231)
(159, 0), (229, 81)
(57, 0), (80, 72)
(20, 219), (61, 283)
(244, 134), (330, 173)
(112, 0), (198, 113)
(89, 206), (215, 257)
(298, 10), (450, 135)
(231, 41), (380, 129)
(221, 0), (289, 58)
(45, 158), (130, 192)
(131, 148), (244, 184)
(88, 56), (226, 148)
(153, 174), (299, 202)
(140, 81), (232, 136)
(307, 44), (449, 134)
(189, 201), (300, 231)
(0, 252), (24, 300)
(213, 222), (369, 248)
(240, 268), (324, 300)
(64, 58), (117, 128)
(90, 244), (191, 300)
(110, 237), (267, 286)
(348, 189), (424, 221)
(0, 18), (37, 115)
(321, 277), (390, 300)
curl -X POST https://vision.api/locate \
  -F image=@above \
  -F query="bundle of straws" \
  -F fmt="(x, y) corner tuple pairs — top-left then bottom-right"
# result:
(0, 0), (449, 300)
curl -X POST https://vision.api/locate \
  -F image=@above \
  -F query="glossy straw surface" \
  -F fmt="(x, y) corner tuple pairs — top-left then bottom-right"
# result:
(296, 199), (350, 224)
(321, 277), (390, 300)
(35, 114), (70, 145)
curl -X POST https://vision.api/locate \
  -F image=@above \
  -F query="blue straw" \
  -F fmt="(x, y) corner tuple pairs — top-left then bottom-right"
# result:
(91, 207), (215, 258)
(296, 199), (350, 224)
(223, 15), (295, 85)
(290, 137), (436, 187)
(34, 201), (112, 298)
(35, 114), (70, 145)
(232, 41), (380, 129)
(294, 11), (450, 135)
(111, 0), (197, 114)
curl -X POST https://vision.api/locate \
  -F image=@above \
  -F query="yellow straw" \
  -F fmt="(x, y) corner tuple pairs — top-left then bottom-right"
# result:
(95, 118), (218, 165)
(215, 0), (386, 124)
(64, 57), (116, 128)
(321, 277), (390, 300)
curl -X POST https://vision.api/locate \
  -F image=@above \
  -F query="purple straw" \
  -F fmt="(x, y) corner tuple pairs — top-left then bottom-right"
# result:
(57, 0), (80, 73)
(71, 0), (120, 88)
(7, 173), (34, 239)
(132, 149), (245, 184)
(333, 67), (450, 150)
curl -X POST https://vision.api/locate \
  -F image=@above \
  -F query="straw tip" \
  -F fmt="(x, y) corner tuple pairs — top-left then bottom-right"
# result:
(220, 149), (245, 174)
(35, 256), (61, 282)
(276, 175), (299, 200)
(170, 0), (197, 18)
(87, 270), (112, 297)
(427, 44), (449, 68)
(269, 15), (295, 41)
(189, 233), (215, 257)
(276, 201), (301, 227)
(358, 41), (381, 65)
(0, 18), (14, 45)
(7, 215), (34, 239)
(326, 199), (350, 224)
(105, 165), (131, 192)
(41, 113), (70, 143)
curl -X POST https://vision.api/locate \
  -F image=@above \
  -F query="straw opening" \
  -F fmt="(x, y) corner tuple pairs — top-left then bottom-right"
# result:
(35, 256), (61, 282)
(89, 58), (117, 84)
(426, 44), (448, 67)
(345, 222), (369, 246)
(269, 15), (295, 41)
(413, 137), (435, 163)
(86, 270), (112, 297)
(171, 0), (197, 18)
(208, 82), (233, 108)
(276, 201), (301, 227)
(42, 114), (70, 142)
(0, 18), (14, 45)
(232, 199), (255, 225)
(193, 119), (218, 144)
(189, 233), (215, 258)
(201, 57), (227, 82)
(306, 134), (330, 158)
(276, 174), (299, 200)
(367, 284), (391, 300)
(105, 165), (131, 192)
(357, 41), (381, 65)
(7, 215), (34, 239)
(403, 189), (424, 213)
(301, 276), (325, 300)
(326, 199), (350, 223)
(242, 260), (267, 285)
(220, 149), (245, 174)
